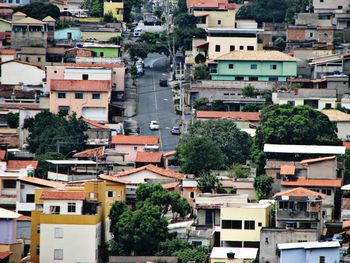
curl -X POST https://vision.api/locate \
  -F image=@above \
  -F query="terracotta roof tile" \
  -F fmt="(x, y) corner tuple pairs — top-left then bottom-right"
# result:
(0, 49), (15, 55)
(51, 79), (111, 92)
(0, 59), (43, 69)
(99, 174), (130, 184)
(40, 190), (86, 200)
(81, 117), (108, 129)
(162, 182), (180, 189)
(163, 150), (176, 158)
(111, 135), (159, 145)
(19, 176), (65, 188)
(135, 152), (163, 163)
(73, 147), (104, 158)
(300, 156), (336, 165)
(7, 160), (38, 170)
(0, 252), (12, 260)
(0, 104), (41, 110)
(280, 165), (295, 175)
(344, 142), (350, 149)
(115, 164), (184, 179)
(281, 178), (342, 188)
(274, 187), (325, 198)
(196, 111), (260, 121)
(0, 150), (5, 160)
(17, 215), (31, 221)
(187, 0), (229, 9)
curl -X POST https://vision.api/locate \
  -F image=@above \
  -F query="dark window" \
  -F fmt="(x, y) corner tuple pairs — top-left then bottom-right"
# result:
(279, 201), (295, 210)
(269, 77), (279, 81)
(82, 74), (89, 80)
(190, 192), (195, 198)
(276, 172), (281, 179)
(338, 5), (343, 9)
(325, 103), (332, 109)
(215, 45), (220, 52)
(58, 92), (66, 99)
(247, 46), (254, 50)
(58, 106), (69, 115)
(37, 57), (41, 62)
(26, 194), (35, 203)
(205, 210), (214, 225)
(321, 189), (332, 195)
(309, 32), (314, 37)
(75, 92), (83, 99)
(50, 206), (61, 214)
(67, 202), (76, 213)
(240, 45), (244, 50)
(230, 45), (235, 51)
(222, 220), (242, 229)
(37, 224), (40, 233)
(3, 179), (16, 188)
(235, 76), (244, 81)
(244, 220), (255, 230)
(92, 93), (100, 99)
(228, 64), (234, 69)
(134, 146), (138, 150)
(67, 32), (72, 39)
(270, 64), (277, 70)
(250, 64), (257, 70)
(249, 76), (258, 81)
(192, 241), (202, 247)
(25, 57), (29, 62)
(287, 101), (295, 106)
(100, 52), (104, 57)
(36, 246), (40, 255)
(107, 191), (114, 197)
(258, 222), (262, 227)
(319, 256), (325, 263)
(217, 20), (222, 25)
(54, 70), (57, 74)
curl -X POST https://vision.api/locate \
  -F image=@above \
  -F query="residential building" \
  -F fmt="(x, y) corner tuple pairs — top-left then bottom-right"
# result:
(80, 43), (121, 64)
(209, 247), (258, 263)
(210, 50), (298, 82)
(54, 27), (81, 40)
(308, 53), (350, 79)
(312, 0), (350, 13)
(196, 111), (260, 128)
(220, 177), (257, 202)
(135, 151), (163, 167)
(16, 215), (31, 258)
(2, 0), (30, 6)
(219, 203), (271, 248)
(277, 241), (340, 263)
(111, 135), (159, 162)
(274, 188), (325, 236)
(272, 88), (337, 110)
(194, 8), (237, 30)
(0, 4), (14, 21)
(321, 109), (350, 140)
(103, 0), (123, 21)
(49, 79), (111, 122)
(0, 208), (22, 263)
(182, 175), (202, 208)
(0, 49), (15, 62)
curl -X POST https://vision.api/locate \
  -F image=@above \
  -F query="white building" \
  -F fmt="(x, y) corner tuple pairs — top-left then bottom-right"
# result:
(321, 109), (350, 140)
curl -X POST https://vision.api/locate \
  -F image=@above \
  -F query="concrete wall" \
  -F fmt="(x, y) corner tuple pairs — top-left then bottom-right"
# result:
(64, 67), (112, 80)
(313, 0), (350, 12)
(307, 159), (337, 179)
(272, 96), (337, 111)
(43, 200), (83, 215)
(336, 121), (350, 140)
(54, 28), (81, 40)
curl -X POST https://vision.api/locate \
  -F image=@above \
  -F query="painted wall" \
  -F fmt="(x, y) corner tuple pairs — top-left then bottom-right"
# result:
(43, 200), (83, 215)
(0, 20), (11, 32)
(81, 31), (122, 42)
(194, 9), (236, 29)
(307, 159), (337, 179)
(64, 67), (112, 80)
(54, 28), (81, 40)
(0, 219), (16, 243)
(117, 169), (173, 184)
(103, 1), (124, 21)
(335, 121), (350, 140)
(272, 95), (337, 111)
(1, 61), (45, 86)
(280, 247), (340, 263)
(85, 47), (120, 58)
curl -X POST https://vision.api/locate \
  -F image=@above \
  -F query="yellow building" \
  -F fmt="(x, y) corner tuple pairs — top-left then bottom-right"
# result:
(218, 203), (271, 247)
(103, 0), (124, 21)
(30, 179), (126, 263)
(210, 247), (258, 263)
(194, 9), (236, 29)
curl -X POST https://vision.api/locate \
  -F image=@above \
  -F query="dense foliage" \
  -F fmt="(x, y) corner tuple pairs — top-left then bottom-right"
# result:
(80, 0), (103, 17)
(14, 3), (60, 20)
(6, 112), (19, 128)
(34, 152), (64, 179)
(254, 175), (274, 200)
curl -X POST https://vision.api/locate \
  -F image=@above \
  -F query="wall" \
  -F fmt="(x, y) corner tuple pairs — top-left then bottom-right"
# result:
(306, 247), (340, 263)
(54, 28), (81, 40)
(336, 121), (350, 140)
(0, 242), (23, 263)
(279, 248), (305, 263)
(197, 208), (220, 226)
(115, 145), (148, 162)
(117, 170), (174, 184)
(313, 0), (350, 12)
(307, 159), (337, 179)
(103, 1), (124, 21)
(43, 200), (83, 215)
(194, 9), (236, 29)
(64, 67), (112, 80)
(272, 96), (337, 111)
(0, 219), (16, 243)
(1, 62), (45, 86)
(0, 20), (11, 32)
(81, 31), (122, 42)
(85, 47), (120, 57)
(287, 27), (306, 41)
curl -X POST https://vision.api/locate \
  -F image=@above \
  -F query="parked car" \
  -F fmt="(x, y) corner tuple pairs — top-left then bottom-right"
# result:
(159, 79), (168, 87)
(171, 126), (181, 135)
(133, 27), (142, 37)
(136, 64), (144, 75)
(149, 120), (160, 130)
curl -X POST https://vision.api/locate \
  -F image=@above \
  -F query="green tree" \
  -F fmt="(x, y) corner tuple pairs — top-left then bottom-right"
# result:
(241, 103), (264, 112)
(229, 164), (249, 178)
(123, 0), (143, 22)
(174, 247), (208, 263)
(80, 0), (103, 17)
(103, 11), (114, 22)
(24, 111), (88, 155)
(193, 65), (208, 80)
(34, 152), (64, 179)
(176, 136), (226, 175)
(109, 201), (128, 234)
(55, 19), (74, 30)
(189, 119), (252, 166)
(6, 112), (19, 128)
(242, 84), (256, 97)
(274, 37), (286, 51)
(197, 171), (223, 193)
(14, 2), (60, 20)
(254, 175), (273, 200)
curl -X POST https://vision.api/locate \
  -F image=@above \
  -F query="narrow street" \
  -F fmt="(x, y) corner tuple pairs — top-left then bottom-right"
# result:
(136, 55), (180, 152)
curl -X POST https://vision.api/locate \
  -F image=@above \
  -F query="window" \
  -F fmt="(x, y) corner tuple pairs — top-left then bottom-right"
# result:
(58, 106), (69, 115)
(325, 103), (332, 109)
(270, 64), (277, 70)
(26, 194), (35, 203)
(235, 76), (244, 81)
(134, 146), (138, 150)
(67, 32), (72, 39)
(228, 64), (234, 69)
(319, 256), (325, 263)
(215, 45), (220, 52)
(54, 227), (64, 238)
(244, 220), (255, 230)
(269, 77), (279, 81)
(279, 201), (295, 210)
(54, 70), (57, 74)
(230, 45), (235, 51)
(338, 5), (343, 9)
(205, 210), (214, 225)
(89, 192), (95, 199)
(92, 93), (100, 99)
(107, 191), (114, 198)
(37, 224), (40, 233)
(25, 57), (29, 62)
(54, 249), (63, 260)
(36, 246), (40, 255)
(249, 76), (258, 81)
(67, 202), (76, 213)
(50, 206), (61, 214)
(82, 74), (89, 80)
(309, 32), (314, 37)
(320, 0), (323, 2)
(16, 0), (19, 3)
(192, 241), (202, 247)
(58, 92), (66, 99)
(37, 57), (41, 62)
(222, 220), (242, 229)
(75, 92), (83, 99)
(190, 192), (195, 198)
(321, 189), (332, 196)
(258, 222), (262, 227)
(323, 32), (328, 38)
(3, 180), (16, 188)
(250, 64), (257, 70)
(100, 52), (104, 57)
(287, 101), (295, 106)
(247, 46), (254, 50)
(276, 172), (281, 179)
(217, 20), (222, 25)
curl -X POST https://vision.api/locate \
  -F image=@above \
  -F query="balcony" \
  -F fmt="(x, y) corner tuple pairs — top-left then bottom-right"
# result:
(277, 209), (319, 221)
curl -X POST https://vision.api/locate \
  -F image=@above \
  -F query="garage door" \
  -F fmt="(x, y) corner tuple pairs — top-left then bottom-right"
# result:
(82, 107), (106, 122)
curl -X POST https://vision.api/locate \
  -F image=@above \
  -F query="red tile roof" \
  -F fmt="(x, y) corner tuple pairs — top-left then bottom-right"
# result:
(40, 190), (86, 200)
(274, 187), (325, 198)
(115, 164), (184, 180)
(81, 117), (108, 129)
(280, 165), (295, 175)
(17, 215), (31, 221)
(0, 252), (12, 260)
(73, 147), (104, 158)
(51, 79), (111, 92)
(0, 104), (42, 110)
(162, 182), (180, 189)
(135, 152), (163, 163)
(111, 135), (159, 145)
(0, 59), (43, 69)
(281, 178), (342, 188)
(7, 160), (38, 170)
(99, 174), (130, 184)
(19, 176), (65, 188)
(0, 150), (5, 160)
(163, 150), (176, 158)
(300, 156), (336, 165)
(344, 142), (350, 149)
(196, 111), (260, 121)
(0, 49), (15, 55)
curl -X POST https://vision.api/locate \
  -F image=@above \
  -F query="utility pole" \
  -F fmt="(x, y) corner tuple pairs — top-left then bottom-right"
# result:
(180, 62), (185, 133)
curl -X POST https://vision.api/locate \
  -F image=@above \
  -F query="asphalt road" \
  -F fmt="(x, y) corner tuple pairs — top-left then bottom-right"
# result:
(136, 56), (180, 152)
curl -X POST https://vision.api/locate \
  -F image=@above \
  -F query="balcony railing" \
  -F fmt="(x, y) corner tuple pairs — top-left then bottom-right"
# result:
(277, 209), (319, 221)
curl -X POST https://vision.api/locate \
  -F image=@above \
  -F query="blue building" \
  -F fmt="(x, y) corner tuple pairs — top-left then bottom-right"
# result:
(54, 28), (81, 40)
(3, 0), (30, 6)
(278, 241), (340, 263)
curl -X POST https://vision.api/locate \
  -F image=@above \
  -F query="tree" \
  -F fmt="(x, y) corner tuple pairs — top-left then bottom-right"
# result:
(274, 37), (286, 51)
(127, 43), (148, 64)
(254, 175), (273, 200)
(197, 172), (223, 193)
(35, 152), (64, 179)
(14, 2), (60, 20)
(193, 98), (227, 111)
(242, 84), (256, 97)
(24, 110), (88, 155)
(176, 136), (226, 175)
(241, 103), (264, 112)
(103, 11), (114, 22)
(6, 112), (19, 128)
(193, 65), (208, 80)
(194, 53), (206, 64)
(123, 0), (143, 22)
(173, 247), (208, 263)
(109, 201), (128, 234)
(80, 0), (103, 17)
(229, 164), (249, 178)
(188, 119), (252, 166)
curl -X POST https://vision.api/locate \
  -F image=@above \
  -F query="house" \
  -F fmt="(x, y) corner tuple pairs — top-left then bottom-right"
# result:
(111, 135), (159, 162)
(16, 215), (31, 257)
(0, 208), (22, 263)
(196, 111), (260, 128)
(103, 0), (123, 21)
(80, 118), (111, 146)
(220, 177), (257, 201)
(340, 184), (350, 220)
(135, 151), (163, 167)
(272, 88), (337, 110)
(274, 188), (325, 236)
(321, 109), (350, 140)
(2, 0), (30, 6)
(308, 53), (350, 79)
(73, 147), (105, 161)
(49, 79), (112, 122)
(80, 43), (121, 64)
(210, 247), (258, 263)
(312, 0), (350, 13)
(0, 60), (45, 86)
(181, 175), (202, 208)
(0, 49), (15, 62)
(0, 4), (14, 21)
(277, 241), (340, 263)
(54, 27), (81, 40)
(210, 50), (298, 82)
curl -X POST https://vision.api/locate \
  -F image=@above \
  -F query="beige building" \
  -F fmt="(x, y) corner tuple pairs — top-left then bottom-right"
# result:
(49, 79), (111, 122)
(210, 247), (258, 263)
(194, 8), (236, 30)
(321, 109), (350, 140)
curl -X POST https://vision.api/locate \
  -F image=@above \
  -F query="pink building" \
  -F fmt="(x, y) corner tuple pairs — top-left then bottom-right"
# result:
(111, 135), (159, 162)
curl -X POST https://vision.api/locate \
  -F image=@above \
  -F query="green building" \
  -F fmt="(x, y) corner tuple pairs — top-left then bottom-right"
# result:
(210, 50), (298, 82)
(83, 43), (121, 58)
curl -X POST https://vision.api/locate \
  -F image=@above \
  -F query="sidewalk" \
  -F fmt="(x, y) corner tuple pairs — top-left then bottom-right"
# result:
(124, 75), (137, 118)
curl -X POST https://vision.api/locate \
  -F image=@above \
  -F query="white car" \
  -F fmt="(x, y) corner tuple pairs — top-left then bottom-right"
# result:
(149, 120), (160, 130)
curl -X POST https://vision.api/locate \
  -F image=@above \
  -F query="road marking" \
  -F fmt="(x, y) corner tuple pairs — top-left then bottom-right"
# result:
(163, 98), (168, 101)
(151, 70), (163, 150)
(165, 127), (170, 130)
